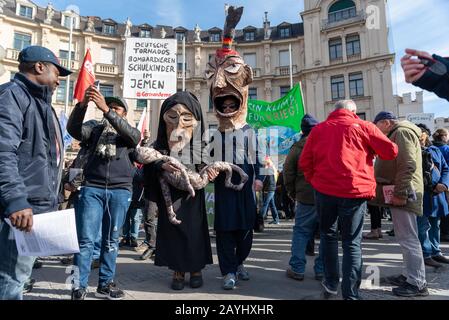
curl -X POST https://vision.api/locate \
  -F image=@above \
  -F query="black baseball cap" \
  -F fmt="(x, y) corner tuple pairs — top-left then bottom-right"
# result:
(105, 96), (128, 112)
(18, 46), (72, 77)
(373, 111), (397, 124)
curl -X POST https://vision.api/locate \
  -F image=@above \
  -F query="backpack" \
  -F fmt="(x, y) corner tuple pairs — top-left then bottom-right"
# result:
(422, 147), (436, 194)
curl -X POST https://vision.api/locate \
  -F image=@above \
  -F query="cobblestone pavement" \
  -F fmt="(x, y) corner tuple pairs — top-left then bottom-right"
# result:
(25, 219), (449, 300)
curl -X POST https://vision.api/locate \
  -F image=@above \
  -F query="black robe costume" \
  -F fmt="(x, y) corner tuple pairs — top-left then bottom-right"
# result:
(143, 92), (213, 272)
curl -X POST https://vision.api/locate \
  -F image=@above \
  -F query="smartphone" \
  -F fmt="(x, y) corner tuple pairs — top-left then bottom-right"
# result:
(419, 56), (447, 76)
(94, 80), (100, 90)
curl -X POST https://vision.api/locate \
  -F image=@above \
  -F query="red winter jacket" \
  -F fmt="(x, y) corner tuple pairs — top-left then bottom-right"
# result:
(299, 109), (398, 199)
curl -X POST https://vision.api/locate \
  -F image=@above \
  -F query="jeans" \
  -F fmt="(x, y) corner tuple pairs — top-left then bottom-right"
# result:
(315, 191), (366, 300)
(260, 191), (279, 222)
(390, 208), (426, 289)
(417, 215), (441, 259)
(122, 207), (142, 240)
(289, 203), (323, 275)
(0, 222), (36, 300)
(73, 187), (131, 289)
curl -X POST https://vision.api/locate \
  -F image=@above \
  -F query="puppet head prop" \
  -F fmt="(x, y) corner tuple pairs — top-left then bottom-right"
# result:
(206, 6), (253, 132)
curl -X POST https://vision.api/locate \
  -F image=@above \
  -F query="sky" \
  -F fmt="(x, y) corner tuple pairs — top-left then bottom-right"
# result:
(33, 0), (449, 117)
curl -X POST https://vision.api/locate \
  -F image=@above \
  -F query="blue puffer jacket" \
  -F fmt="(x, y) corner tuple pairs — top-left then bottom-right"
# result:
(423, 146), (449, 218)
(0, 73), (62, 218)
(413, 54), (449, 102)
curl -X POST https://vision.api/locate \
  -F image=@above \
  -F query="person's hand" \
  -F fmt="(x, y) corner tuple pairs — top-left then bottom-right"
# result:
(162, 162), (181, 173)
(64, 183), (76, 193)
(206, 168), (219, 182)
(86, 86), (109, 113)
(391, 196), (407, 207)
(401, 49), (433, 83)
(434, 183), (448, 194)
(9, 208), (33, 232)
(253, 179), (263, 192)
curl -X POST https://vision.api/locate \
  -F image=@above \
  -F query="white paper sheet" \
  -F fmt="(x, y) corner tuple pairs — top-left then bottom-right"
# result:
(383, 185), (395, 204)
(6, 209), (80, 257)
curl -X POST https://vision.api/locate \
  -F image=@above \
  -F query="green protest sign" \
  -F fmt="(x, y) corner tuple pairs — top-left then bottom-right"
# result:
(247, 83), (305, 132)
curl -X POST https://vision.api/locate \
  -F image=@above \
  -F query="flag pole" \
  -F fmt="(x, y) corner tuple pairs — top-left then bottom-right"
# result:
(182, 36), (186, 91)
(289, 43), (293, 89)
(64, 12), (74, 114)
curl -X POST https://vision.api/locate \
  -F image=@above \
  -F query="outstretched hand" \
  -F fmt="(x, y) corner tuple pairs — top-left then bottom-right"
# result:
(401, 48), (432, 84)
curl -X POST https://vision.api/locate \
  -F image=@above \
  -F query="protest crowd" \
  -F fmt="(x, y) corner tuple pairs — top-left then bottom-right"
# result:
(1, 6), (449, 301)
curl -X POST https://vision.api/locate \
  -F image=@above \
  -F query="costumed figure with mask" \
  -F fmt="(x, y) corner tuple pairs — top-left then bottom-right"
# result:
(205, 6), (264, 290)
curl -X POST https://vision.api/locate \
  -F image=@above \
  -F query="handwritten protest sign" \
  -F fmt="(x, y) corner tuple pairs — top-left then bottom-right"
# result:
(123, 38), (177, 99)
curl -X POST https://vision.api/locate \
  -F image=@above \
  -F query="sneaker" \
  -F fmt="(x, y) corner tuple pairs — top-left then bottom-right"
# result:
(384, 274), (407, 287)
(223, 273), (236, 290)
(95, 282), (125, 300)
(60, 256), (74, 265)
(392, 282), (429, 297)
(424, 257), (443, 268)
(119, 238), (130, 247)
(286, 268), (304, 281)
(268, 220), (280, 225)
(386, 229), (395, 237)
(140, 247), (155, 260)
(129, 238), (138, 248)
(33, 259), (43, 269)
(23, 278), (36, 293)
(134, 242), (150, 253)
(321, 281), (338, 296)
(237, 264), (250, 281)
(171, 272), (185, 291)
(71, 288), (87, 300)
(91, 259), (100, 270)
(432, 255), (449, 264)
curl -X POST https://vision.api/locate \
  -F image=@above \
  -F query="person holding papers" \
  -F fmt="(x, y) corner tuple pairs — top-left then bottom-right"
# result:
(0, 46), (72, 300)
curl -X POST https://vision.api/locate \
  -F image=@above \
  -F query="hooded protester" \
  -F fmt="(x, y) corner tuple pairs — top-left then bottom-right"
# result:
(143, 91), (213, 291)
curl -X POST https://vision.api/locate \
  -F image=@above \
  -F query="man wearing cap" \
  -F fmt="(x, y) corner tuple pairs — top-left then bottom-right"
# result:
(283, 114), (324, 282)
(299, 101), (398, 300)
(372, 112), (428, 297)
(67, 86), (140, 300)
(0, 46), (72, 300)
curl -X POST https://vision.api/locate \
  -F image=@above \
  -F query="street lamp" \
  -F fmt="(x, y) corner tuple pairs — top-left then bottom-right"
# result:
(64, 5), (80, 114)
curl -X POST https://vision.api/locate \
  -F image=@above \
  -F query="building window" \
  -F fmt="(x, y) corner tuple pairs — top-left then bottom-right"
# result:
(243, 53), (256, 69)
(329, 38), (343, 60)
(346, 34), (361, 56)
(280, 86), (290, 97)
(279, 27), (291, 38)
(249, 88), (258, 100)
(59, 50), (75, 60)
(210, 33), (221, 42)
(244, 31), (255, 41)
(56, 80), (74, 103)
(99, 84), (114, 97)
(349, 72), (364, 97)
(19, 5), (33, 19)
(331, 75), (345, 100)
(100, 48), (116, 64)
(136, 99), (147, 109)
(13, 33), (31, 51)
(279, 50), (289, 67)
(140, 29), (151, 38)
(356, 112), (366, 120)
(176, 32), (185, 41)
(177, 54), (187, 71)
(209, 96), (214, 111)
(103, 24), (116, 35)
(63, 15), (76, 28)
(328, 0), (357, 23)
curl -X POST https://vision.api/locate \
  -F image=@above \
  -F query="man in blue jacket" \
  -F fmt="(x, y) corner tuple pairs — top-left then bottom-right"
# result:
(0, 46), (72, 300)
(401, 48), (449, 102)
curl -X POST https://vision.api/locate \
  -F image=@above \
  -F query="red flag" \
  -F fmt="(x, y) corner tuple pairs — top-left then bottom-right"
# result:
(73, 49), (95, 102)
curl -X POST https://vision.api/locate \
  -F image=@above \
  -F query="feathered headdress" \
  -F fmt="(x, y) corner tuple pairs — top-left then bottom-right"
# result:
(216, 6), (243, 60)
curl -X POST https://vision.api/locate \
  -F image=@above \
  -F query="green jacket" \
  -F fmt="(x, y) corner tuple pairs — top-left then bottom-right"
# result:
(283, 137), (315, 205)
(372, 121), (424, 216)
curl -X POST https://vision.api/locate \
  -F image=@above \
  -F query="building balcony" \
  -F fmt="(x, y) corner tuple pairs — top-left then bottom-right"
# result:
(5, 48), (20, 61)
(95, 63), (119, 75)
(252, 68), (261, 78)
(347, 53), (362, 62)
(330, 57), (343, 65)
(275, 65), (297, 76)
(59, 59), (79, 71)
(321, 10), (366, 31)
(177, 69), (191, 79)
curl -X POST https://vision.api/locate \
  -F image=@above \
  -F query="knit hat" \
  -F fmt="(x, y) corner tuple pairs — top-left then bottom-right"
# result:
(417, 123), (432, 136)
(373, 111), (397, 124)
(215, 6), (243, 61)
(301, 114), (319, 136)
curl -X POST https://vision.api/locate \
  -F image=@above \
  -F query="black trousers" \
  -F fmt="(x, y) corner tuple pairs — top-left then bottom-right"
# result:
(441, 215), (449, 235)
(367, 205), (382, 230)
(143, 200), (157, 248)
(216, 230), (253, 276)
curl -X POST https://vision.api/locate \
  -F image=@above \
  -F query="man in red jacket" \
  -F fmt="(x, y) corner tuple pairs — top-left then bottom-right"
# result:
(299, 100), (398, 300)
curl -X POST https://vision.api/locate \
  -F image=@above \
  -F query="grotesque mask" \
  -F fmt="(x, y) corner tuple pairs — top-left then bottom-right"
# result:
(206, 5), (252, 132)
(163, 104), (198, 153)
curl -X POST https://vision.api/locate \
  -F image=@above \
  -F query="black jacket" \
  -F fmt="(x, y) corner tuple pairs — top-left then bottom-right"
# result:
(262, 174), (276, 192)
(67, 102), (141, 191)
(414, 54), (449, 102)
(0, 73), (63, 218)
